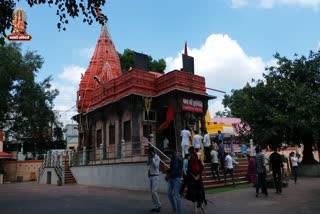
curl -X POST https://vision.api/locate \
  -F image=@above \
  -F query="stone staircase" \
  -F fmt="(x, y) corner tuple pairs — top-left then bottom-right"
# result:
(202, 158), (249, 189)
(64, 159), (76, 184)
(160, 154), (249, 189)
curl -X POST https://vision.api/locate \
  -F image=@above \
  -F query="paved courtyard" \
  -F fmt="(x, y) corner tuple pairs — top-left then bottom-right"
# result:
(0, 177), (319, 214)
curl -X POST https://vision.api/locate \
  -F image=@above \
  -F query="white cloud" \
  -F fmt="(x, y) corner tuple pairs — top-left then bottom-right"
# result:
(51, 82), (77, 104)
(52, 82), (78, 126)
(54, 69), (80, 126)
(259, 0), (275, 8)
(229, 0), (320, 8)
(166, 34), (267, 93)
(231, 0), (249, 8)
(261, 0), (320, 8)
(165, 33), (270, 115)
(79, 46), (95, 59)
(59, 65), (85, 83)
(208, 98), (226, 116)
(54, 105), (78, 126)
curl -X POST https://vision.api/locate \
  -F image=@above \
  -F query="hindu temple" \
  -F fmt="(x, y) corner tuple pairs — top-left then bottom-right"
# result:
(73, 23), (215, 160)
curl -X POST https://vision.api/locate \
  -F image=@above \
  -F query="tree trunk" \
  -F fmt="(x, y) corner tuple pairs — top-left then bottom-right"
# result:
(301, 142), (318, 164)
(318, 142), (320, 163)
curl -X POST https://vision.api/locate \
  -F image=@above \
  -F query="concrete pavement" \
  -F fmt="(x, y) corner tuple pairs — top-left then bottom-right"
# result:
(0, 177), (319, 214)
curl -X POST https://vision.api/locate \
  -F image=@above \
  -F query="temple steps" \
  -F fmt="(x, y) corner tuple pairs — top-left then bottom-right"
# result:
(203, 159), (249, 189)
(64, 160), (76, 184)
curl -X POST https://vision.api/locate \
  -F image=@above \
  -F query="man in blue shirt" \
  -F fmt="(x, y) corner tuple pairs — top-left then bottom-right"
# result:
(241, 143), (248, 155)
(217, 130), (223, 142)
(218, 140), (225, 172)
(167, 152), (182, 214)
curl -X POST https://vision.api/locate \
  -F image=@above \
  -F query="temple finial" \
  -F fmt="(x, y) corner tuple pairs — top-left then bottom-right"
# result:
(101, 24), (108, 36)
(184, 41), (188, 55)
(97, 6), (108, 36)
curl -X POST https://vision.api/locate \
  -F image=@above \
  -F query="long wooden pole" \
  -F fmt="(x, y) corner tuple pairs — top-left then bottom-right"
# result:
(206, 87), (226, 93)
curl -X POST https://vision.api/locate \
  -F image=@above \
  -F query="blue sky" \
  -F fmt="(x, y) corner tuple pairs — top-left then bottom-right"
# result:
(9, 0), (320, 125)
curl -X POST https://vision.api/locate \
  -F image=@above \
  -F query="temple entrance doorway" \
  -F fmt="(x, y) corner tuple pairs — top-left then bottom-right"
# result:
(161, 121), (176, 152)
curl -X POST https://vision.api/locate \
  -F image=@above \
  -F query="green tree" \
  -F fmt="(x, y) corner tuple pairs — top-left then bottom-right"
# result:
(0, 0), (107, 45)
(118, 49), (166, 74)
(223, 51), (320, 164)
(215, 109), (232, 117)
(0, 43), (62, 156)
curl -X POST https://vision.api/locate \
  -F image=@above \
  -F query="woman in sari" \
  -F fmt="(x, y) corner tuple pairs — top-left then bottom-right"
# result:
(185, 148), (206, 213)
(247, 154), (256, 184)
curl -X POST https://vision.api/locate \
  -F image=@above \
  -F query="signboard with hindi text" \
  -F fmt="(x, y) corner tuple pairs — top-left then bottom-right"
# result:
(182, 97), (203, 113)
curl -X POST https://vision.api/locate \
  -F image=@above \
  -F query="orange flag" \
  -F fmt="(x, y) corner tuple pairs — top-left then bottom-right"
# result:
(159, 103), (174, 130)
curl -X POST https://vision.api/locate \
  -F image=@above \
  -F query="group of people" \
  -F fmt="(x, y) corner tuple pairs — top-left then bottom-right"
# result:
(147, 146), (206, 214)
(181, 126), (224, 162)
(147, 128), (242, 213)
(147, 128), (301, 213)
(183, 127), (241, 188)
(247, 146), (300, 197)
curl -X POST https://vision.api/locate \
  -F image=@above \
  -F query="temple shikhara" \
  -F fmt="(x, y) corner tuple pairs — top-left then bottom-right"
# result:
(74, 22), (215, 161)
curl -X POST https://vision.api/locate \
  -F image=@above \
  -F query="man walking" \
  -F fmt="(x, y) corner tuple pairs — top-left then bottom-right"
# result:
(269, 146), (283, 194)
(255, 146), (268, 197)
(210, 146), (220, 181)
(203, 131), (211, 163)
(192, 130), (203, 153)
(216, 130), (223, 142)
(218, 140), (225, 172)
(181, 127), (191, 158)
(167, 151), (182, 214)
(290, 152), (299, 184)
(224, 152), (238, 186)
(147, 147), (161, 212)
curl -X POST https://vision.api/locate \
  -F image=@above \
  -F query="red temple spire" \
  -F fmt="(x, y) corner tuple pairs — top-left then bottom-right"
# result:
(184, 41), (188, 55)
(77, 22), (122, 112)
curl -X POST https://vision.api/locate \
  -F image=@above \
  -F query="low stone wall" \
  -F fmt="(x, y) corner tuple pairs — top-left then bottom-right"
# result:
(264, 148), (319, 162)
(299, 164), (320, 177)
(71, 162), (168, 192)
(0, 160), (43, 182)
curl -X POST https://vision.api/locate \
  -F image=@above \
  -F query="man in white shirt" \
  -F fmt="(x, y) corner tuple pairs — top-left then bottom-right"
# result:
(290, 152), (299, 184)
(147, 147), (161, 212)
(180, 127), (191, 158)
(203, 131), (211, 163)
(192, 130), (203, 153)
(224, 152), (239, 187)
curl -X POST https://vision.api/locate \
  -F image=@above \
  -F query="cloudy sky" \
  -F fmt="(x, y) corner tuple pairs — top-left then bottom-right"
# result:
(10, 0), (320, 125)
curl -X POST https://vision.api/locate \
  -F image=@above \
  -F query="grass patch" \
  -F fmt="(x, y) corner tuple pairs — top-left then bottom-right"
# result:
(205, 183), (252, 194)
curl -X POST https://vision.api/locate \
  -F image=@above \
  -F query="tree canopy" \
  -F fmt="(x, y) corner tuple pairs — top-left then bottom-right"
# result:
(118, 49), (166, 74)
(223, 51), (320, 164)
(0, 43), (64, 157)
(215, 109), (232, 117)
(0, 0), (107, 45)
